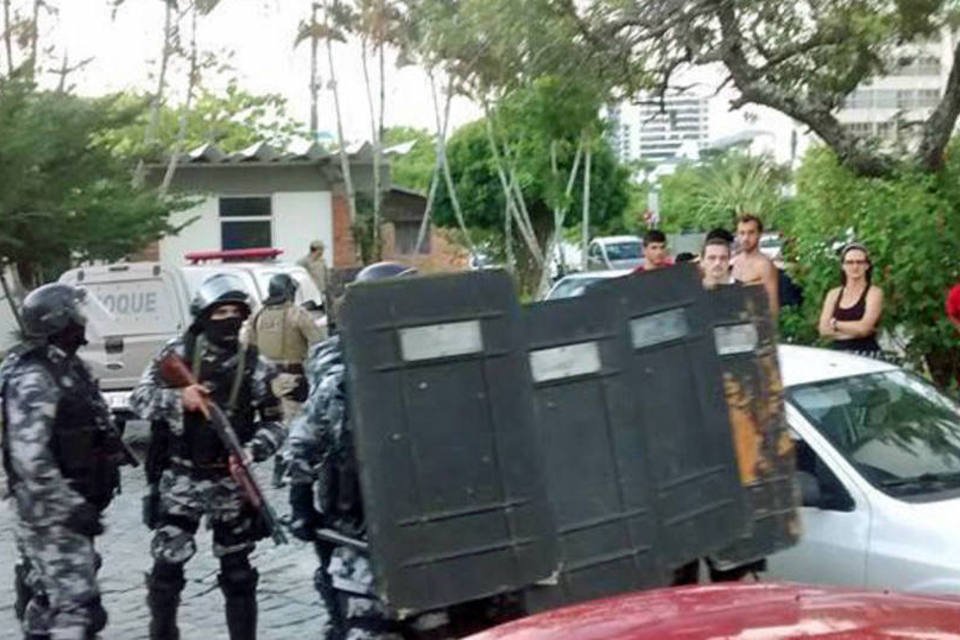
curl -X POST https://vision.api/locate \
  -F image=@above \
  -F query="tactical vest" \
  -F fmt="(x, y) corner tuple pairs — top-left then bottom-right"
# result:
(254, 304), (310, 364)
(1, 347), (119, 508)
(174, 338), (257, 469)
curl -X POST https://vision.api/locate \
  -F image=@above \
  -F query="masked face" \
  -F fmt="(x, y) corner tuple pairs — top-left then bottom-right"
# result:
(202, 304), (245, 348)
(50, 320), (88, 355)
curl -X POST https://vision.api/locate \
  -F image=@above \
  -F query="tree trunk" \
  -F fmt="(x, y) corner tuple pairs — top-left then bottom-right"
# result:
(309, 2), (319, 138)
(29, 0), (38, 78)
(3, 0), (13, 75)
(375, 39), (386, 260)
(360, 40), (382, 260)
(536, 139), (582, 297)
(135, 0), (173, 187)
(160, 2), (198, 196)
(324, 7), (357, 230)
(580, 136), (592, 271)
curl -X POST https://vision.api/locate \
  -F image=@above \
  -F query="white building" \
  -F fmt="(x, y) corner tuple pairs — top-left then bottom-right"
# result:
(607, 94), (710, 165)
(838, 31), (957, 140)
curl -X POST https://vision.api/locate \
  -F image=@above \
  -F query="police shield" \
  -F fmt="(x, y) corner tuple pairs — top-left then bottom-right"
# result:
(608, 265), (752, 568)
(708, 284), (800, 569)
(522, 283), (668, 611)
(339, 270), (557, 613)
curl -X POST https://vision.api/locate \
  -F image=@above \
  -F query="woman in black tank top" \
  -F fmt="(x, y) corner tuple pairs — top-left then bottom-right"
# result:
(817, 243), (884, 357)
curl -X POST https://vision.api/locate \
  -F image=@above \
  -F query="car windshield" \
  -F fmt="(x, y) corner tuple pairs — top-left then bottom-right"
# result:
(547, 276), (606, 300)
(789, 370), (960, 497)
(604, 241), (641, 261)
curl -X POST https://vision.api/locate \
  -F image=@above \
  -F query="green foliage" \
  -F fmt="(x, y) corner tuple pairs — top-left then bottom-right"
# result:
(433, 77), (629, 234)
(779, 145), (960, 384)
(0, 79), (189, 285)
(101, 82), (304, 157)
(658, 151), (790, 233)
(383, 126), (434, 192)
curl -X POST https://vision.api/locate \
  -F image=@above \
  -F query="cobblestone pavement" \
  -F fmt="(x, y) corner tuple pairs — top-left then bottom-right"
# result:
(0, 438), (327, 639)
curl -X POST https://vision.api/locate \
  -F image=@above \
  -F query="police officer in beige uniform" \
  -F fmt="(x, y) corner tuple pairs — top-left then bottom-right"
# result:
(244, 273), (324, 486)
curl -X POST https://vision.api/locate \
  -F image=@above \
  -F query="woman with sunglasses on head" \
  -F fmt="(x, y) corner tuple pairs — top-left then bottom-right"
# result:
(818, 242), (885, 358)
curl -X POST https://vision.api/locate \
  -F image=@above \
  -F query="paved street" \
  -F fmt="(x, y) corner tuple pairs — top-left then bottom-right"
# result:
(0, 443), (327, 639)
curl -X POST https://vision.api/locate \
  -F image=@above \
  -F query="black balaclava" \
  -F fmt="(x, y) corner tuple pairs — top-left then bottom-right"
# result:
(49, 320), (88, 356)
(201, 310), (243, 349)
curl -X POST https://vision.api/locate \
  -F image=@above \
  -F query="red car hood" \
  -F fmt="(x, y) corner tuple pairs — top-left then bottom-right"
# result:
(467, 584), (960, 640)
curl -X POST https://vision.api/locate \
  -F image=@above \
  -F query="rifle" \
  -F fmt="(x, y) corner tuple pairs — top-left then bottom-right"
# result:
(158, 353), (288, 546)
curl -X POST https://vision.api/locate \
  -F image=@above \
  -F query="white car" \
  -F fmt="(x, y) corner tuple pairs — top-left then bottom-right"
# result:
(544, 270), (632, 301)
(771, 345), (960, 594)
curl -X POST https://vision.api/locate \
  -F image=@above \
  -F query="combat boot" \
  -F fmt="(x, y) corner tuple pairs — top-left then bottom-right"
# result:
(146, 563), (185, 640)
(218, 557), (258, 640)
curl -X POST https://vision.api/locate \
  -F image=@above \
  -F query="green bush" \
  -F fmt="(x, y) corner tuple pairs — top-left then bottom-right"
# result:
(781, 146), (960, 385)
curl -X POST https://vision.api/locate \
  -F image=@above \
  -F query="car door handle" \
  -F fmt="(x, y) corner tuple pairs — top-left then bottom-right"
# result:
(105, 362), (124, 370)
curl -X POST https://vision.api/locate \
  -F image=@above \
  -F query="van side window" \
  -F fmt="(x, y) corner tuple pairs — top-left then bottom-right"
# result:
(795, 438), (855, 512)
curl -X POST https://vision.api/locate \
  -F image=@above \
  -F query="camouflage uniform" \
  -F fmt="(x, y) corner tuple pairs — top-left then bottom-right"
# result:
(1, 344), (117, 640)
(286, 336), (450, 640)
(131, 335), (284, 640)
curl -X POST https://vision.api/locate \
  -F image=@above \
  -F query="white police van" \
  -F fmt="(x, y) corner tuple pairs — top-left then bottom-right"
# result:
(58, 249), (326, 427)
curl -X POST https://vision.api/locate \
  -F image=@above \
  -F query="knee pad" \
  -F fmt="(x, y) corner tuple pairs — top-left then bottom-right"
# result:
(218, 553), (258, 596)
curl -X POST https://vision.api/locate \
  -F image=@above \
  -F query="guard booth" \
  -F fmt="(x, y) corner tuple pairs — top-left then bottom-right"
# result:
(338, 267), (797, 616)
(707, 284), (800, 570)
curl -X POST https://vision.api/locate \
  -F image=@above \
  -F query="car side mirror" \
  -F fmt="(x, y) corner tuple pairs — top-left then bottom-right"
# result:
(797, 470), (822, 508)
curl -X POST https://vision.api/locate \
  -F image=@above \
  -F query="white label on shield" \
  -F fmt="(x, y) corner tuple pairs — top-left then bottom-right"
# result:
(715, 323), (759, 356)
(529, 341), (601, 383)
(630, 308), (689, 349)
(398, 320), (483, 362)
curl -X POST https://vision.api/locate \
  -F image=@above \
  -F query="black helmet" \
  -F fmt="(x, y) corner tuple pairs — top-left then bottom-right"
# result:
(266, 273), (298, 304)
(189, 273), (251, 319)
(21, 283), (88, 339)
(353, 261), (417, 284)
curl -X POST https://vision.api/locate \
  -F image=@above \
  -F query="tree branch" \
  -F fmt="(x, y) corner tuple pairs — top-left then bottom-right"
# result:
(917, 36), (960, 172)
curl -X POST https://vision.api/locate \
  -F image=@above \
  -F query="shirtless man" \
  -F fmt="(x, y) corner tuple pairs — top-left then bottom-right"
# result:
(732, 214), (779, 318)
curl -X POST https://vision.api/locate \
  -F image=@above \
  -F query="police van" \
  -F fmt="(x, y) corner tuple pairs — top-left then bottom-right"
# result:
(58, 249), (326, 427)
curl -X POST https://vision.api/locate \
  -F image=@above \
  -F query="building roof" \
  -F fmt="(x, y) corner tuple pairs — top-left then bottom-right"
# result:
(150, 140), (378, 167)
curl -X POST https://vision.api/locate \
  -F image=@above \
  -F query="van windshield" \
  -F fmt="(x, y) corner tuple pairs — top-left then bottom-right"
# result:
(84, 280), (181, 335)
(789, 371), (960, 497)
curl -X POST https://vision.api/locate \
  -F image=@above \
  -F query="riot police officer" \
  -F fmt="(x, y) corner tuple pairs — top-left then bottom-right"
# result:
(286, 261), (463, 639)
(244, 273), (324, 487)
(131, 273), (284, 640)
(0, 283), (125, 640)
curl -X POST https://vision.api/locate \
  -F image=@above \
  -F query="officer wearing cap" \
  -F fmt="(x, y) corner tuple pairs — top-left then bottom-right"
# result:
(130, 273), (284, 640)
(0, 283), (125, 640)
(244, 273), (325, 487)
(286, 261), (462, 639)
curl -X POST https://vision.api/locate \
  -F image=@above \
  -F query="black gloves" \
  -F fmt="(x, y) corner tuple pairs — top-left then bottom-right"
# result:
(289, 483), (319, 542)
(66, 502), (104, 537)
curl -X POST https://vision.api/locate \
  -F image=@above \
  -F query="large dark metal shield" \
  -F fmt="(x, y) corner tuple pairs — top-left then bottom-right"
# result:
(521, 285), (667, 611)
(339, 270), (558, 613)
(607, 265), (751, 568)
(708, 284), (800, 569)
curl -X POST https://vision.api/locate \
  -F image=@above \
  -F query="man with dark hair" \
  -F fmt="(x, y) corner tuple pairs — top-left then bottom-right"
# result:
(701, 237), (734, 289)
(132, 273), (285, 640)
(1, 283), (127, 640)
(634, 229), (672, 272)
(732, 215), (779, 317)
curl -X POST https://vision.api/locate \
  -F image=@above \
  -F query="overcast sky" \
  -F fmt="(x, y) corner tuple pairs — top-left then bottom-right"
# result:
(26, 0), (780, 150)
(46, 0), (481, 143)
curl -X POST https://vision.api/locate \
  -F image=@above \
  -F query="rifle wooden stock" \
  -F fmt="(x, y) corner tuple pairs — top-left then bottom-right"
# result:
(158, 353), (288, 546)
